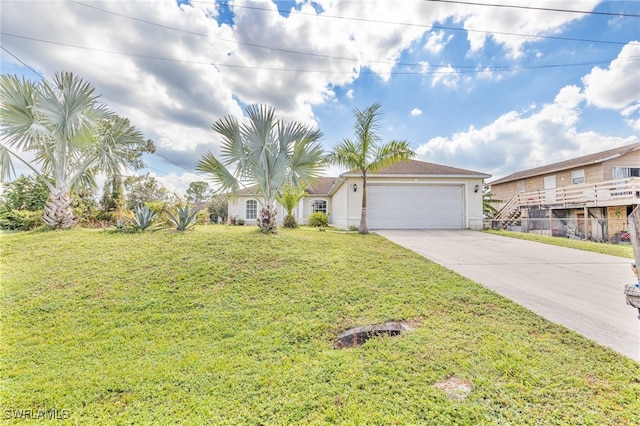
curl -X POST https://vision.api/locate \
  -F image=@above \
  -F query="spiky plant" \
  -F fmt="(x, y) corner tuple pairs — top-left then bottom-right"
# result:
(129, 205), (157, 231)
(165, 204), (197, 232)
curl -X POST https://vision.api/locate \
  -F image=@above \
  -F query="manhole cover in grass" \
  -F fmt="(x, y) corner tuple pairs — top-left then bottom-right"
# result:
(434, 376), (473, 400)
(335, 321), (412, 348)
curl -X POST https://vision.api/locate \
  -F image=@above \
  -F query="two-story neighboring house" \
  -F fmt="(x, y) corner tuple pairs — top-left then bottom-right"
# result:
(489, 143), (640, 242)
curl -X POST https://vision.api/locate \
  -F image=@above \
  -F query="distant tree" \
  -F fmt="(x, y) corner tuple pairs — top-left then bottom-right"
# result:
(326, 103), (414, 234)
(0, 72), (148, 229)
(100, 135), (155, 214)
(1, 174), (50, 211)
(207, 194), (229, 223)
(100, 176), (125, 213)
(483, 184), (501, 218)
(186, 181), (212, 204)
(124, 173), (168, 209)
(196, 104), (324, 233)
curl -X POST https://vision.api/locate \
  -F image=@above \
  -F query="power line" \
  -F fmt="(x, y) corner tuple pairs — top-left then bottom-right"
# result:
(199, 1), (633, 46)
(0, 45), (44, 79)
(4, 32), (637, 76)
(69, 0), (632, 74)
(422, 0), (640, 18)
(154, 151), (198, 175)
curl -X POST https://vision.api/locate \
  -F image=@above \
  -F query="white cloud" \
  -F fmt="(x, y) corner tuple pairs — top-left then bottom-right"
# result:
(423, 30), (453, 55)
(415, 84), (636, 180)
(582, 42), (640, 110)
(432, 65), (460, 88)
(155, 172), (202, 198)
(0, 0), (631, 189)
(410, 108), (423, 116)
(461, 0), (601, 58)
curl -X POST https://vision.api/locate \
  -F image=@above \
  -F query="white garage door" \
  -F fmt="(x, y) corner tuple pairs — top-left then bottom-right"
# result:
(367, 185), (464, 229)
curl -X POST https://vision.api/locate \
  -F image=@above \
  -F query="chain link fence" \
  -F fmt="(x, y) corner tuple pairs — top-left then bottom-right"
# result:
(485, 217), (632, 244)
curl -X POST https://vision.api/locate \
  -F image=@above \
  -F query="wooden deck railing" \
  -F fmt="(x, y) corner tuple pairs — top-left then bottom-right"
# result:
(499, 177), (640, 211)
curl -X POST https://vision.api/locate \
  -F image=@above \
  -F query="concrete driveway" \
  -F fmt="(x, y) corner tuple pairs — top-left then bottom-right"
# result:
(377, 230), (640, 362)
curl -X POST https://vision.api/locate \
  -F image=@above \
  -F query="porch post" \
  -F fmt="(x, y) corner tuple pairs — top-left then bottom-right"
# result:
(584, 206), (588, 241)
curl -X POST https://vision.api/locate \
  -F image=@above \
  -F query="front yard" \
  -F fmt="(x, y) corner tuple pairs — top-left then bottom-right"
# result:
(1, 226), (638, 424)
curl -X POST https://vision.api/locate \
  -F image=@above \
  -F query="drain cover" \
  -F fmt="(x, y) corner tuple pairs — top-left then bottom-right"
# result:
(335, 322), (412, 348)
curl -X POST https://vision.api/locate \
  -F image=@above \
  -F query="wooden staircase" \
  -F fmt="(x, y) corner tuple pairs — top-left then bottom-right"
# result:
(492, 194), (522, 229)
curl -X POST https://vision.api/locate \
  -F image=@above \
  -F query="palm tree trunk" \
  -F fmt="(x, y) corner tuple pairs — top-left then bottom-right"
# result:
(359, 175), (369, 234)
(257, 204), (278, 233)
(42, 190), (75, 229)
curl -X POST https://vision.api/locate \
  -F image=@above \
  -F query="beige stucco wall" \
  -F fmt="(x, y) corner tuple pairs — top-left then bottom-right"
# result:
(299, 196), (332, 224)
(228, 195), (331, 226)
(329, 177), (363, 229)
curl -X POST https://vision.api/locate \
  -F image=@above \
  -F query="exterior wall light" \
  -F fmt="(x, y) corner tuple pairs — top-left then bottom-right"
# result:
(353, 183), (358, 192)
(474, 184), (480, 193)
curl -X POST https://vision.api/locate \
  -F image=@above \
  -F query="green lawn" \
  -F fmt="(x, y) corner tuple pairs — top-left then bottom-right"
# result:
(485, 229), (635, 259)
(1, 226), (638, 424)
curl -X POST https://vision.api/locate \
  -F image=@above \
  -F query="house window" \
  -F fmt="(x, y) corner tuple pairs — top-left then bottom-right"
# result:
(543, 175), (556, 189)
(245, 199), (257, 220)
(613, 166), (640, 179)
(310, 199), (327, 215)
(571, 169), (585, 185)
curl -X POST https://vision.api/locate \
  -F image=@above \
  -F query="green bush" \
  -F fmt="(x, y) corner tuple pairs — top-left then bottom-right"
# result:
(283, 214), (298, 228)
(307, 212), (328, 227)
(195, 209), (209, 225)
(0, 209), (44, 230)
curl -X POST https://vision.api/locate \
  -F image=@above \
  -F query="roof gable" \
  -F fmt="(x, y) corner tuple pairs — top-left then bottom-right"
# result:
(490, 142), (640, 185)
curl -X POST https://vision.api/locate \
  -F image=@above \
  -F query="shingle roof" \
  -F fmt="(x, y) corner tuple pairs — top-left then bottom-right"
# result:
(342, 159), (490, 177)
(306, 176), (336, 195)
(236, 176), (336, 196)
(490, 142), (640, 185)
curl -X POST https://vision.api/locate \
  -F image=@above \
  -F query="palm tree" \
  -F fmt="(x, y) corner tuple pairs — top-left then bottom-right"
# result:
(0, 72), (147, 228)
(196, 104), (324, 233)
(276, 184), (306, 228)
(326, 103), (415, 234)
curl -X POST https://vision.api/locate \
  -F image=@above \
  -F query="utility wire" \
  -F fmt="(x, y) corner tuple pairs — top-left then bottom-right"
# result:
(154, 151), (198, 175)
(0, 45), (44, 79)
(422, 0), (640, 18)
(69, 0), (632, 73)
(4, 33), (638, 75)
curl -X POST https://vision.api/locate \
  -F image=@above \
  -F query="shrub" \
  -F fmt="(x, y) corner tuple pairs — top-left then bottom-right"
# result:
(0, 209), (44, 231)
(283, 214), (298, 228)
(195, 209), (209, 225)
(307, 212), (328, 227)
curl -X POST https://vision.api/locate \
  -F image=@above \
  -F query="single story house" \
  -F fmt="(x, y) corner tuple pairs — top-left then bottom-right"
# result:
(489, 142), (640, 241)
(228, 159), (490, 230)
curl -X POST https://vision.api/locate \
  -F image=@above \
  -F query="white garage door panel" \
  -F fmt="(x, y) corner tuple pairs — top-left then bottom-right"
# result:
(368, 185), (463, 229)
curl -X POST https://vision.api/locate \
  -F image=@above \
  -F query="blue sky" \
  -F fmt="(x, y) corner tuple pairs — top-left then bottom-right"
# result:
(1, 0), (639, 195)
